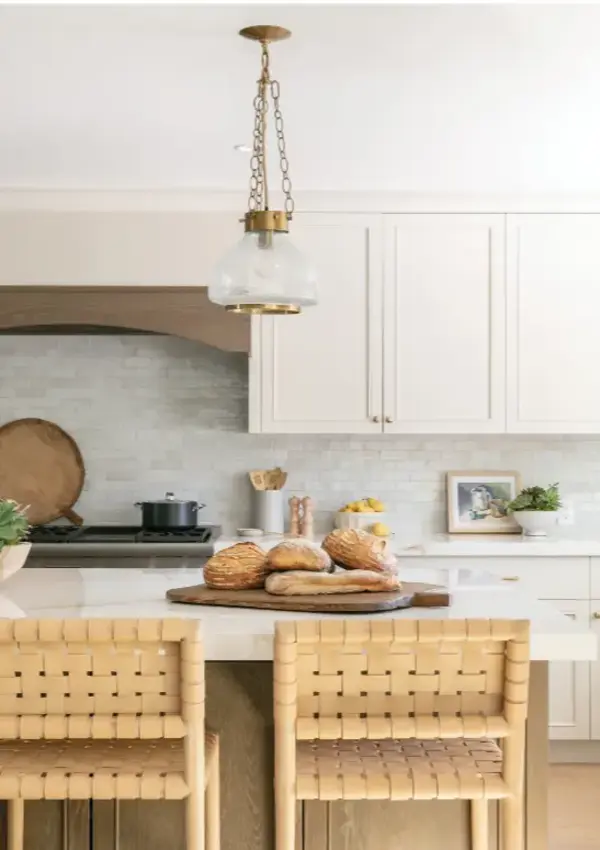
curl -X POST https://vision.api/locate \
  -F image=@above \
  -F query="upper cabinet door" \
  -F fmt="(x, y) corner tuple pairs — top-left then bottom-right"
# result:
(383, 214), (506, 433)
(249, 214), (384, 434)
(508, 214), (600, 432)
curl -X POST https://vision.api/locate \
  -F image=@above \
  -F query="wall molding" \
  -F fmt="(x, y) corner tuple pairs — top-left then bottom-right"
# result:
(2, 189), (600, 213)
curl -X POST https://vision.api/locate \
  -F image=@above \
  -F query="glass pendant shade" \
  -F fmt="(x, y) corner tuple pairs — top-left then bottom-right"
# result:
(209, 230), (317, 314)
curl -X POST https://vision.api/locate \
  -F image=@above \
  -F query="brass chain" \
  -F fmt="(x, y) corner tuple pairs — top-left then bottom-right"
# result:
(247, 41), (295, 218)
(270, 77), (294, 217)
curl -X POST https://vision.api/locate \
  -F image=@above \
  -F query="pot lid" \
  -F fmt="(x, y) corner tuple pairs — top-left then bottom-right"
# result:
(143, 492), (198, 505)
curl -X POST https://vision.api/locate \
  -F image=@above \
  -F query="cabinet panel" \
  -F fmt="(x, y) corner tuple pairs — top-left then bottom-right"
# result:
(545, 600), (590, 740)
(383, 214), (505, 433)
(249, 214), (384, 434)
(410, 557), (589, 600)
(507, 214), (600, 432)
(588, 602), (600, 739)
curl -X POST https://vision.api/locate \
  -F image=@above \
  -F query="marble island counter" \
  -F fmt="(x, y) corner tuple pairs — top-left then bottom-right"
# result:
(0, 565), (594, 662)
(1, 564), (595, 850)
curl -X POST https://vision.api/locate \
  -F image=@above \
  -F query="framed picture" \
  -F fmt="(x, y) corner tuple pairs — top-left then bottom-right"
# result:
(446, 470), (522, 534)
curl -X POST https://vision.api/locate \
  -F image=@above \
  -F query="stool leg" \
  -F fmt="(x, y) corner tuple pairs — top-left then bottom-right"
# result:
(7, 800), (24, 850)
(470, 799), (488, 850)
(500, 796), (523, 850)
(206, 738), (220, 850)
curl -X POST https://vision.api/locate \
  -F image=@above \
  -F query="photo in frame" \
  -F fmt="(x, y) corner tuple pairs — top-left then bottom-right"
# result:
(446, 470), (522, 534)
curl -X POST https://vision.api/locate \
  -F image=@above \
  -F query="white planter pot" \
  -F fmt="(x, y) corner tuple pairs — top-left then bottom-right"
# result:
(513, 511), (559, 537)
(0, 542), (31, 580)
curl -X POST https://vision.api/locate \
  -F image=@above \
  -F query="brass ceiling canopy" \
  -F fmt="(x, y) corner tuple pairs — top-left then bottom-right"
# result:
(208, 24), (317, 315)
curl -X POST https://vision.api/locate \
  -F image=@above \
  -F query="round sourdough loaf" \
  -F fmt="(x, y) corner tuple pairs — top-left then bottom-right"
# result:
(322, 528), (398, 573)
(203, 542), (269, 590)
(266, 539), (332, 572)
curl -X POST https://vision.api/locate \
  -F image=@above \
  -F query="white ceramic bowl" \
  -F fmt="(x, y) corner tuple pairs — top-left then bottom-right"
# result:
(513, 511), (559, 537)
(334, 511), (387, 532)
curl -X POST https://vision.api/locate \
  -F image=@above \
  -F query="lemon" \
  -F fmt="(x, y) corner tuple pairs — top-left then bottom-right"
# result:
(367, 498), (386, 512)
(370, 522), (390, 537)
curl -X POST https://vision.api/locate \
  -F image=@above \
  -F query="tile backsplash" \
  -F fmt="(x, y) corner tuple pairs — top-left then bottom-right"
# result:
(1, 333), (600, 538)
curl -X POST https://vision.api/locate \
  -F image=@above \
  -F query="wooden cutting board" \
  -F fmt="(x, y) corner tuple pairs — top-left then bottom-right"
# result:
(0, 418), (85, 525)
(166, 582), (450, 613)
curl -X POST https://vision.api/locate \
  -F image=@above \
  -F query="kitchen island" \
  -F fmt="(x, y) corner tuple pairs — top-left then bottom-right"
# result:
(0, 564), (595, 850)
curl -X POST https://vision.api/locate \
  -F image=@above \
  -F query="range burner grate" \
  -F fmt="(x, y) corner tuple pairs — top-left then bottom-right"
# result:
(29, 524), (216, 545)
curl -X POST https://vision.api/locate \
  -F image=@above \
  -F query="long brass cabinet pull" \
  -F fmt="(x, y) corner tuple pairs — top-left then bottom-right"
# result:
(502, 576), (520, 582)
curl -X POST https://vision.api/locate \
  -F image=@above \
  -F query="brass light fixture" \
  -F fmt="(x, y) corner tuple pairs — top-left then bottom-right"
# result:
(209, 25), (317, 315)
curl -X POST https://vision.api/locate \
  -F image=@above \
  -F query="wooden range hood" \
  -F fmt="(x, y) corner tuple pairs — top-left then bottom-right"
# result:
(0, 286), (250, 352)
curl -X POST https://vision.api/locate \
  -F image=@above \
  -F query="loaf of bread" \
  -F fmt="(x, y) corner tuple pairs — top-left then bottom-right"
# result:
(266, 539), (332, 572)
(265, 569), (402, 595)
(204, 542), (269, 590)
(322, 528), (398, 573)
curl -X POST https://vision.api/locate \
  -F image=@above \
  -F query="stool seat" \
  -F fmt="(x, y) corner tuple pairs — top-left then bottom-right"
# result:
(296, 737), (510, 801)
(0, 732), (219, 800)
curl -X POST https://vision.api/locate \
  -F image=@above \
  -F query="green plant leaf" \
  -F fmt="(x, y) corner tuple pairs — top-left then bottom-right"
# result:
(508, 483), (561, 513)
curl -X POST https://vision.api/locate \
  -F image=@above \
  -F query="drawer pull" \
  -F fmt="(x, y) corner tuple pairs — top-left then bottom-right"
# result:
(502, 576), (520, 582)
(593, 612), (600, 620)
(371, 416), (381, 424)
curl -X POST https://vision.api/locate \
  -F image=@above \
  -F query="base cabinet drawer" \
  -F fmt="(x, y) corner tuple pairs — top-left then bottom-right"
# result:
(545, 600), (591, 740)
(412, 557), (589, 599)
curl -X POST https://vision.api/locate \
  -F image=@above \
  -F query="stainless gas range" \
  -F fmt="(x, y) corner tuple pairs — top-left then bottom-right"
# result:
(27, 523), (221, 566)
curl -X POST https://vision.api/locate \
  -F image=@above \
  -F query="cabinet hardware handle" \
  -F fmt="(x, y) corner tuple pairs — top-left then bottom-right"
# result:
(593, 612), (600, 620)
(372, 416), (381, 423)
(502, 576), (520, 582)
(385, 416), (393, 424)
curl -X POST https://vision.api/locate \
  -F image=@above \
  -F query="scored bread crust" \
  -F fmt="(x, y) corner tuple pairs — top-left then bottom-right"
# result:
(265, 569), (402, 595)
(204, 542), (269, 590)
(266, 539), (332, 572)
(321, 528), (398, 573)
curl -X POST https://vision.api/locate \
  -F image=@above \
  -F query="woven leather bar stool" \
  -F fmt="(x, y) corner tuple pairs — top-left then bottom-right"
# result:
(274, 618), (530, 850)
(0, 618), (220, 850)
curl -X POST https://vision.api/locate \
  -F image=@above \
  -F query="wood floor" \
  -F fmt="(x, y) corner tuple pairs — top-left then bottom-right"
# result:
(550, 765), (600, 850)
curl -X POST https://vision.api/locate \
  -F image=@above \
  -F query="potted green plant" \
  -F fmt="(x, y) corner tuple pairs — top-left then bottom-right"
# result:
(507, 483), (561, 537)
(0, 499), (31, 578)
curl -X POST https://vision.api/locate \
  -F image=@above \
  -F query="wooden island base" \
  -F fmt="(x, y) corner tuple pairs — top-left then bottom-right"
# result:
(7, 662), (548, 850)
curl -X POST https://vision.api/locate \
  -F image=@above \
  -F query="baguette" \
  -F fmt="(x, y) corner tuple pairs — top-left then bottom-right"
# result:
(265, 569), (402, 596)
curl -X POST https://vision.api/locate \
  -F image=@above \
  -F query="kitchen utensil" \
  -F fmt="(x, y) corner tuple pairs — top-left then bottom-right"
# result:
(0, 418), (85, 525)
(254, 489), (284, 534)
(288, 496), (300, 535)
(249, 470), (267, 491)
(299, 496), (314, 538)
(134, 492), (206, 530)
(250, 468), (288, 491)
(166, 581), (450, 613)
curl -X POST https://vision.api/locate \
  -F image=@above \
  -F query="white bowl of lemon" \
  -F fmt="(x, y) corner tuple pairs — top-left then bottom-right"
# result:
(335, 498), (390, 537)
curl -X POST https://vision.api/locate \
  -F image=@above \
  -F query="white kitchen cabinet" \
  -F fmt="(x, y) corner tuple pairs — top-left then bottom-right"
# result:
(507, 214), (600, 432)
(546, 600), (591, 740)
(589, 602), (600, 739)
(382, 214), (506, 433)
(249, 213), (384, 434)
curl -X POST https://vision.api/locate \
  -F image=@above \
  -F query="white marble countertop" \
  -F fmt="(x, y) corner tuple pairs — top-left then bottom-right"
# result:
(0, 566), (595, 662)
(217, 533), (600, 558)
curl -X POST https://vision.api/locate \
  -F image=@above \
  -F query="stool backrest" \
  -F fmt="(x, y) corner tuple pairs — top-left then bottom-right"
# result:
(0, 619), (203, 739)
(275, 619), (530, 740)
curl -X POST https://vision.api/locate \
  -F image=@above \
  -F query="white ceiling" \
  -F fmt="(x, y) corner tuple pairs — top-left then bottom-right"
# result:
(1, 4), (600, 193)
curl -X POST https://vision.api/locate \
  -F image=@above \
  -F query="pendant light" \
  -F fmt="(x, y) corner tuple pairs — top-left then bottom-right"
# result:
(209, 25), (317, 315)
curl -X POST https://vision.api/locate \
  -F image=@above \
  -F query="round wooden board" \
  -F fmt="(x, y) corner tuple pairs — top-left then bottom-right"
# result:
(0, 418), (85, 525)
(166, 582), (450, 613)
